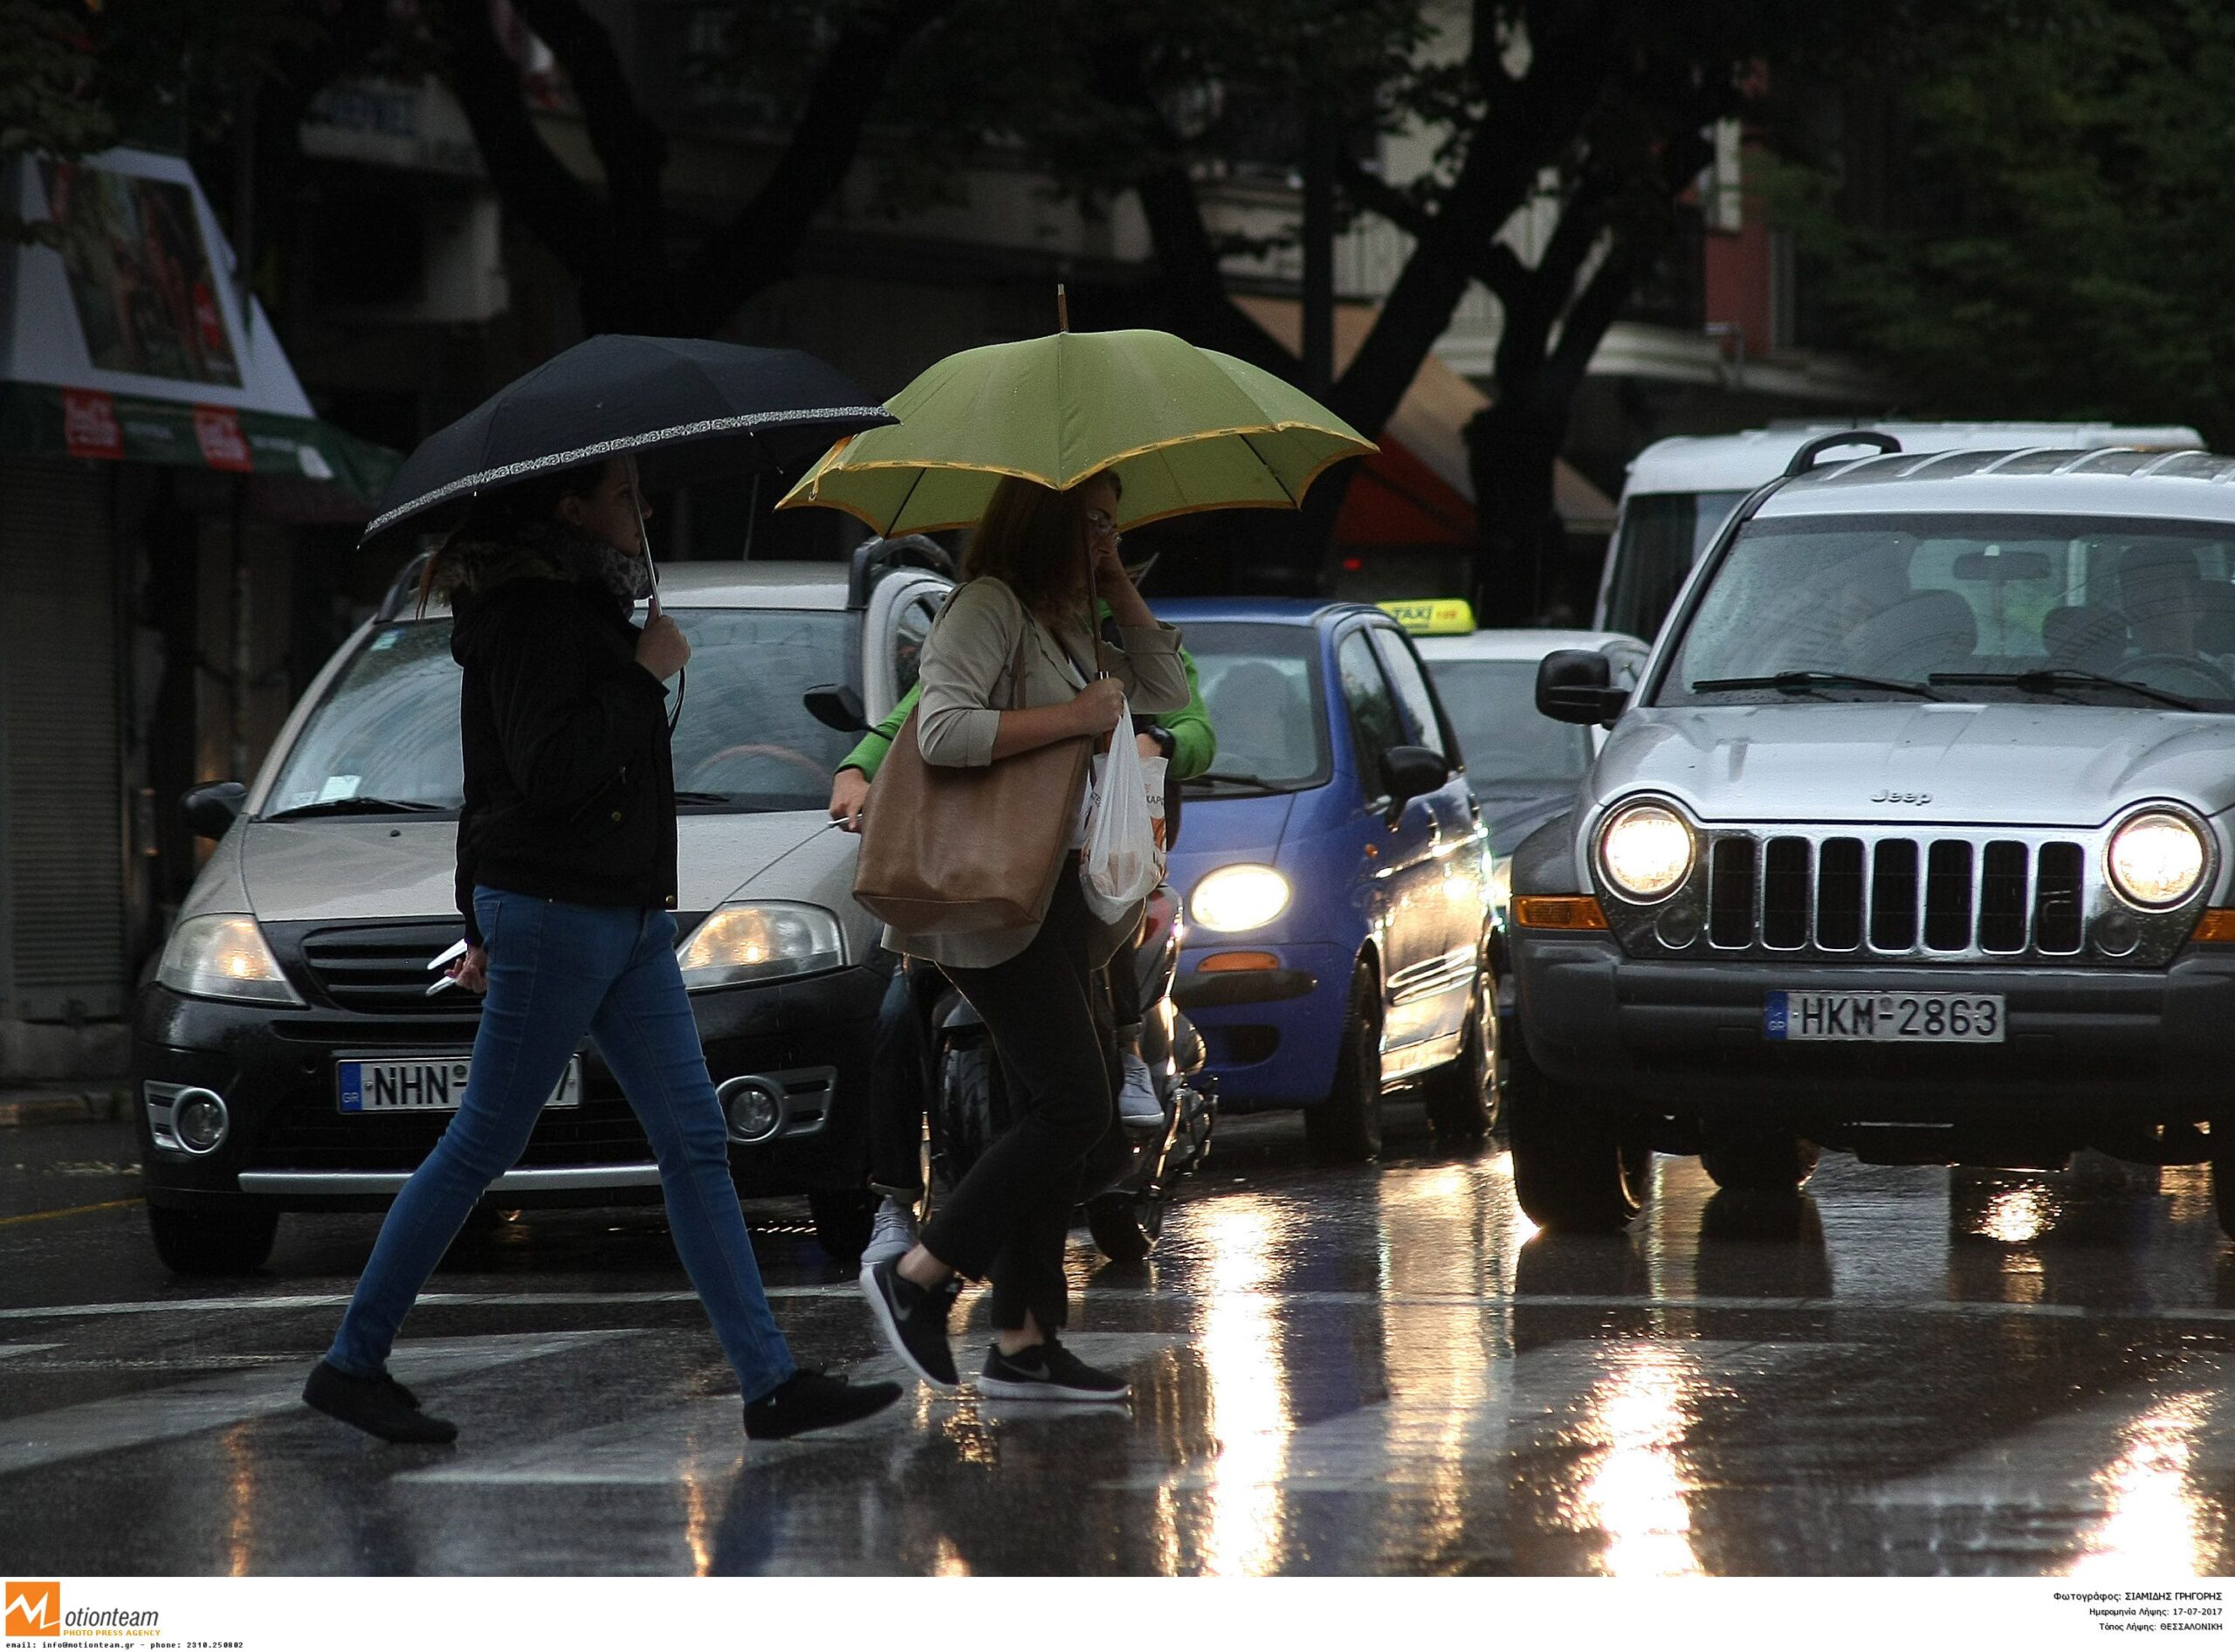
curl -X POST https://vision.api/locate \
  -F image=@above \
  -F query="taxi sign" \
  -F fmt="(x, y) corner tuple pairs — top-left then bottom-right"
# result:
(1377, 598), (1475, 636)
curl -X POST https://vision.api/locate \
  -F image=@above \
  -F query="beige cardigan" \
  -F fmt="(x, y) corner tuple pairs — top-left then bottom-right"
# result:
(884, 575), (1189, 970)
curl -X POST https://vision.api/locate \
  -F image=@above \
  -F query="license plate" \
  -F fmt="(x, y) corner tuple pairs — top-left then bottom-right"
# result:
(337, 1055), (582, 1113)
(1764, 992), (2005, 1043)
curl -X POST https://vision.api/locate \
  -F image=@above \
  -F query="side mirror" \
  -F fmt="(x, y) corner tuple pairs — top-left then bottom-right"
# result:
(182, 780), (246, 840)
(1379, 745), (1450, 812)
(803, 684), (868, 733)
(1537, 650), (1629, 726)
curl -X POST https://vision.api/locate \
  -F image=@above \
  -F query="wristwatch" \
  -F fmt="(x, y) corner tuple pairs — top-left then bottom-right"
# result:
(1145, 726), (1177, 760)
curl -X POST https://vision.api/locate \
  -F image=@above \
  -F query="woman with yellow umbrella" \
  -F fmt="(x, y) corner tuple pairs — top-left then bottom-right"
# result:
(781, 320), (1372, 1401)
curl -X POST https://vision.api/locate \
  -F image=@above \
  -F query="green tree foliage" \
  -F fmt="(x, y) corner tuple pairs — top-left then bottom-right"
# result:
(1779, 0), (2235, 444)
(0, 0), (111, 240)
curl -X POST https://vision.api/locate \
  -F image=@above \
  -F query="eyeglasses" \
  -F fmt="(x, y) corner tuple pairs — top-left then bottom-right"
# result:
(1085, 508), (1122, 553)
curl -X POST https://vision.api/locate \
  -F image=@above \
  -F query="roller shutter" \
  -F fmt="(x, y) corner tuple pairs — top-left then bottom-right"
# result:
(0, 458), (122, 1019)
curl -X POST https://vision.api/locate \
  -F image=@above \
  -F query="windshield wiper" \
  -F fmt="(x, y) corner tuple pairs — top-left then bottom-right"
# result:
(1690, 671), (1943, 701)
(672, 790), (733, 806)
(264, 797), (447, 821)
(1188, 770), (1286, 790)
(1929, 669), (2202, 712)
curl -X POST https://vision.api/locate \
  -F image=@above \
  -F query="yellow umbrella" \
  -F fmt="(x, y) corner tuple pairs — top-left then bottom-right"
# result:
(776, 327), (1375, 533)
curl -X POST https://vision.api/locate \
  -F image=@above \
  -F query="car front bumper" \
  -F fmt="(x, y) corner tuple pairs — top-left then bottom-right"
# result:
(1173, 940), (1347, 1110)
(133, 962), (886, 1213)
(1510, 930), (2235, 1125)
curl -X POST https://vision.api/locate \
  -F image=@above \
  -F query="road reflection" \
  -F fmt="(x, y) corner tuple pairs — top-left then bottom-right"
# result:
(1192, 1194), (1293, 1576)
(2069, 1392), (2218, 1579)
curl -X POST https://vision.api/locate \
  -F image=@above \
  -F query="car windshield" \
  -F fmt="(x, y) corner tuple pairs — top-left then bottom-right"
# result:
(1657, 513), (2235, 712)
(1424, 658), (1593, 786)
(1179, 622), (1331, 791)
(263, 607), (859, 816)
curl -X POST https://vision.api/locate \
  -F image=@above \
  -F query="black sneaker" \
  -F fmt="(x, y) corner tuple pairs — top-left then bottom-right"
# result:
(977, 1337), (1130, 1403)
(302, 1359), (458, 1444)
(859, 1256), (960, 1392)
(743, 1367), (904, 1441)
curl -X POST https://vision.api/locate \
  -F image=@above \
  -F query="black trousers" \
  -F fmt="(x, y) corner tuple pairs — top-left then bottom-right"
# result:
(919, 871), (1119, 1333)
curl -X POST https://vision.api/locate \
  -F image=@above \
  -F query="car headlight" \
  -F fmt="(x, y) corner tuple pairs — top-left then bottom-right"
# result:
(1192, 864), (1291, 933)
(156, 914), (302, 1006)
(1597, 801), (1695, 902)
(676, 902), (844, 990)
(2108, 810), (2207, 908)
(1489, 856), (1513, 923)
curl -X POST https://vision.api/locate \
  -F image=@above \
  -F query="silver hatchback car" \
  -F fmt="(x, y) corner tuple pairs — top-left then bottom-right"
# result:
(134, 547), (949, 1273)
(1508, 437), (2235, 1236)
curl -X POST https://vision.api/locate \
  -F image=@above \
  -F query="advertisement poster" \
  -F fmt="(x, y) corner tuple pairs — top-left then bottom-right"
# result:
(38, 161), (242, 387)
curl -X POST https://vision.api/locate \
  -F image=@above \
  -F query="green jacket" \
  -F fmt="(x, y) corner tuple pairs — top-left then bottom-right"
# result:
(842, 619), (1214, 782)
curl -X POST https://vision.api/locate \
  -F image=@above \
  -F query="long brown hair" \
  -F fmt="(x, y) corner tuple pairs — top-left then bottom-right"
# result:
(960, 472), (1119, 621)
(414, 459), (609, 613)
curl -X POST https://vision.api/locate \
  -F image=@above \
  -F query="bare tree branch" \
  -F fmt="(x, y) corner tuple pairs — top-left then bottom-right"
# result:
(673, 0), (960, 332)
(512, 0), (667, 213)
(434, 0), (595, 276)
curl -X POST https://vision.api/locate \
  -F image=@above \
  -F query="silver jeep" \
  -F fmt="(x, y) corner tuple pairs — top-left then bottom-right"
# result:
(1507, 435), (2235, 1235)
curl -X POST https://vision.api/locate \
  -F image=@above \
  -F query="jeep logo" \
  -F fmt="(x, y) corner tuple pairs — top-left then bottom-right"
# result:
(1871, 790), (1933, 806)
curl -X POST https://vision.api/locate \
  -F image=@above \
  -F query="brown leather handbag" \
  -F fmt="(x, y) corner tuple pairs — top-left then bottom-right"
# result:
(852, 626), (1093, 934)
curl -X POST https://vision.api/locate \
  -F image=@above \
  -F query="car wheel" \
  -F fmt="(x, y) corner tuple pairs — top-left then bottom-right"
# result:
(1504, 1038), (1649, 1233)
(1423, 967), (1499, 1144)
(1304, 964), (1383, 1165)
(931, 1034), (1007, 1195)
(147, 1205), (278, 1277)
(807, 1187), (877, 1263)
(1700, 1132), (1820, 1197)
(1085, 1187), (1164, 1263)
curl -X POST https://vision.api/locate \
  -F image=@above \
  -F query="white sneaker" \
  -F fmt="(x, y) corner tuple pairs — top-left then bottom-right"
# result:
(861, 1194), (918, 1268)
(1118, 1054), (1163, 1124)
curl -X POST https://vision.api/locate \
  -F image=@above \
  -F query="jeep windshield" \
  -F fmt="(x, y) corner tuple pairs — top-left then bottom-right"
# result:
(1657, 513), (2235, 712)
(263, 608), (860, 817)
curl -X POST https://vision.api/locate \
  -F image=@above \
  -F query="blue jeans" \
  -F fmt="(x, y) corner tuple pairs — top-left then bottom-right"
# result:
(327, 889), (797, 1402)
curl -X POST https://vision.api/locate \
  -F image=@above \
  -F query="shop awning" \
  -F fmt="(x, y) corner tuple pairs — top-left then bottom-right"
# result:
(0, 148), (397, 514)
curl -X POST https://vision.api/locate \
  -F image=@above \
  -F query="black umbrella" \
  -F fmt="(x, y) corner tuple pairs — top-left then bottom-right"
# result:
(361, 334), (893, 543)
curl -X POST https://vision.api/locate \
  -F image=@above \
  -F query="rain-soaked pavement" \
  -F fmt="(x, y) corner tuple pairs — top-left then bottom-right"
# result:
(6, 1100), (2235, 1576)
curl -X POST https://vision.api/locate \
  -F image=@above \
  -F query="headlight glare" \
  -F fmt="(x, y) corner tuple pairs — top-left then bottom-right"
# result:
(156, 915), (302, 1005)
(2108, 810), (2207, 908)
(677, 902), (843, 989)
(1192, 864), (1291, 933)
(1598, 802), (1695, 901)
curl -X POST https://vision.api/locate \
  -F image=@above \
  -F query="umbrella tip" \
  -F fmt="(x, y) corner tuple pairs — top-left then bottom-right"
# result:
(1056, 283), (1069, 334)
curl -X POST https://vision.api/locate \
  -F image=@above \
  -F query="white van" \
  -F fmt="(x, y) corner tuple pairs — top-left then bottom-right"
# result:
(1595, 423), (2205, 644)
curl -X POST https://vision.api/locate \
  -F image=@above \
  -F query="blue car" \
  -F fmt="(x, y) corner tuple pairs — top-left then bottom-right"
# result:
(1159, 599), (1497, 1160)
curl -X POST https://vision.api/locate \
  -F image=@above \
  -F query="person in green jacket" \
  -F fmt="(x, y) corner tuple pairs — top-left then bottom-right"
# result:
(829, 615), (1214, 1267)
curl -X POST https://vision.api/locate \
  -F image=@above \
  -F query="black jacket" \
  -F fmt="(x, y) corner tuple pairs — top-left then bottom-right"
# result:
(449, 550), (677, 945)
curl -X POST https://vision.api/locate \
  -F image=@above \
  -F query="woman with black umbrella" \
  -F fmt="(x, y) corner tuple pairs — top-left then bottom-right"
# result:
(302, 456), (899, 1445)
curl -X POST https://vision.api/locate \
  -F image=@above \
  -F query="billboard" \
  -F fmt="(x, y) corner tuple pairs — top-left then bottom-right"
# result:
(38, 160), (241, 387)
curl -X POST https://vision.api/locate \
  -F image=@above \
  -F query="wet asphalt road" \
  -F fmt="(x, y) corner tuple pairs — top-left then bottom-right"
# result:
(6, 1102), (2235, 1576)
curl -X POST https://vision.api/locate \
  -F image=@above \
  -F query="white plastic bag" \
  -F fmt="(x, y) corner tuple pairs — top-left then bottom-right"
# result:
(1081, 699), (1166, 921)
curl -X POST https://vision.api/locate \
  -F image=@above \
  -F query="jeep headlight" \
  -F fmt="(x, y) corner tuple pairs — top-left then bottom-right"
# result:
(157, 914), (303, 1006)
(1192, 864), (1291, 933)
(2108, 810), (2206, 908)
(1598, 801), (1695, 902)
(677, 902), (844, 990)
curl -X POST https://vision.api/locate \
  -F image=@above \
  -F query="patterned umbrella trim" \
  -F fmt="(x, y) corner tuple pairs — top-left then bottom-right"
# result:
(364, 403), (890, 540)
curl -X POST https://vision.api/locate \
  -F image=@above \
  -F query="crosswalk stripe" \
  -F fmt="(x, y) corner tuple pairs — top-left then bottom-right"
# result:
(0, 1331), (625, 1478)
(400, 1332), (1185, 1486)
(5, 1288), (2234, 1325)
